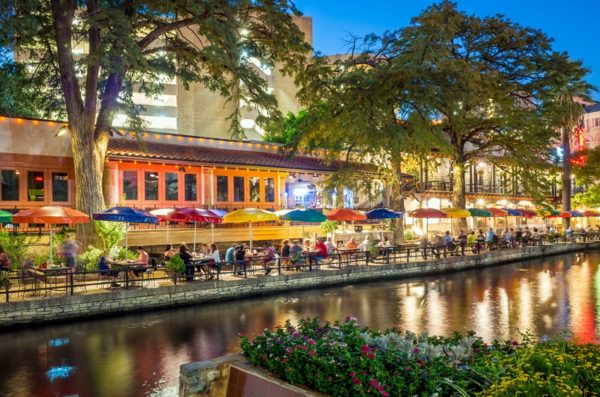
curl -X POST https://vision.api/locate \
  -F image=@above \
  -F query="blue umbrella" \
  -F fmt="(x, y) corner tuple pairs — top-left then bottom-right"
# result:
(366, 208), (402, 220)
(568, 211), (584, 218)
(503, 208), (523, 216)
(209, 209), (229, 218)
(279, 209), (327, 223)
(93, 207), (158, 252)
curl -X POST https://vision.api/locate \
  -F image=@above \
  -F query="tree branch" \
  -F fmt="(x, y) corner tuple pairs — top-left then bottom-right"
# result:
(137, 18), (196, 50)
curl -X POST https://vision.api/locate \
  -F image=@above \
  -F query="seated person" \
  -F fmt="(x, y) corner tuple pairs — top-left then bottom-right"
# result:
(98, 253), (120, 285)
(233, 245), (246, 276)
(261, 243), (275, 275)
(130, 246), (149, 278)
(179, 244), (194, 281)
(443, 231), (456, 255)
(314, 239), (328, 265)
(345, 237), (358, 250)
(289, 240), (303, 270)
(164, 244), (176, 260)
(377, 237), (391, 248)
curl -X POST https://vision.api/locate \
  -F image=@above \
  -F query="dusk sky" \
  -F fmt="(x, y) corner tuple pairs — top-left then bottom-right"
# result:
(295, 0), (600, 98)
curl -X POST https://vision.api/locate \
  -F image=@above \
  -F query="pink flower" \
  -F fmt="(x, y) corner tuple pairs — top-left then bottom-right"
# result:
(349, 371), (356, 378)
(360, 345), (371, 355)
(352, 378), (361, 385)
(368, 352), (375, 360)
(308, 350), (317, 357)
(413, 347), (420, 354)
(281, 358), (288, 363)
(308, 339), (316, 345)
(301, 345), (308, 351)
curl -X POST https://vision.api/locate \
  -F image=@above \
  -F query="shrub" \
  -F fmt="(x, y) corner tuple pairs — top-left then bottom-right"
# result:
(320, 220), (340, 235)
(96, 221), (125, 252)
(164, 254), (185, 274)
(0, 231), (35, 270)
(240, 317), (600, 397)
(77, 246), (103, 271)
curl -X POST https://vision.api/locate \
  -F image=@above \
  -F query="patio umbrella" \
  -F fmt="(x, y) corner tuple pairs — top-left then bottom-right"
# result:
(150, 208), (175, 244)
(503, 208), (523, 217)
(538, 208), (561, 218)
(93, 207), (158, 253)
(486, 208), (509, 217)
(209, 209), (229, 218)
(568, 211), (584, 217)
(441, 208), (470, 218)
(467, 208), (492, 218)
(325, 208), (367, 222)
(0, 210), (13, 223)
(409, 208), (447, 237)
(581, 210), (600, 217)
(519, 209), (537, 219)
(278, 208), (327, 240)
(365, 208), (402, 220)
(223, 208), (277, 251)
(168, 208), (222, 250)
(13, 206), (90, 263)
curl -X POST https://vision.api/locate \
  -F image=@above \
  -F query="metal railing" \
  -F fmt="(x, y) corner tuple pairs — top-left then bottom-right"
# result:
(1, 233), (598, 303)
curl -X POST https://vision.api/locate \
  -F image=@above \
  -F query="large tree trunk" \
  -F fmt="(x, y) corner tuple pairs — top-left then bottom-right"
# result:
(451, 161), (468, 231)
(391, 156), (405, 244)
(71, 121), (109, 247)
(561, 127), (572, 229)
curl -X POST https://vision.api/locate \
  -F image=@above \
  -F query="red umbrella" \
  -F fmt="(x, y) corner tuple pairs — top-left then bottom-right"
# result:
(409, 208), (447, 218)
(486, 208), (509, 217)
(168, 208), (222, 250)
(13, 206), (90, 263)
(325, 208), (367, 222)
(149, 208), (175, 222)
(519, 209), (537, 218)
(582, 210), (600, 217)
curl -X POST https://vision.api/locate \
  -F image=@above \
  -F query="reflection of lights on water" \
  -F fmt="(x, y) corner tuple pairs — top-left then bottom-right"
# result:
(46, 365), (75, 382)
(48, 338), (70, 347)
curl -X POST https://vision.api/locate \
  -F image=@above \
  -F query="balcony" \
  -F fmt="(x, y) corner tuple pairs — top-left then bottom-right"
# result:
(416, 179), (530, 197)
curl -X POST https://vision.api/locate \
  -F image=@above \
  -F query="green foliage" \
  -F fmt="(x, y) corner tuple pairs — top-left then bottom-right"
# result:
(0, 231), (36, 269)
(77, 246), (103, 271)
(241, 317), (600, 397)
(95, 221), (126, 252)
(0, 271), (10, 289)
(403, 229), (415, 241)
(573, 184), (600, 208)
(164, 254), (185, 274)
(319, 220), (340, 235)
(116, 247), (137, 261)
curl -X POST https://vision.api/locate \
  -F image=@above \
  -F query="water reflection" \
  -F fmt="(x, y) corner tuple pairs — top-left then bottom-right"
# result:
(0, 252), (598, 397)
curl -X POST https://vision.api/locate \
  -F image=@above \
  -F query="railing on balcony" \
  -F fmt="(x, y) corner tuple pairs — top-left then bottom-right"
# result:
(416, 180), (529, 196)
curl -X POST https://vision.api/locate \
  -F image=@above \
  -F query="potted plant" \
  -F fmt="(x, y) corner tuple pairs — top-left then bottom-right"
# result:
(164, 254), (185, 283)
(0, 271), (10, 290)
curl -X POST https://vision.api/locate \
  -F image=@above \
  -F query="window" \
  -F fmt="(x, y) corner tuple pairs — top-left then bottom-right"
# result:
(144, 172), (159, 200)
(233, 176), (245, 202)
(249, 177), (260, 202)
(52, 173), (69, 202)
(165, 172), (178, 201)
(1, 170), (19, 201)
(28, 171), (45, 201)
(122, 171), (138, 200)
(216, 176), (229, 202)
(184, 174), (197, 201)
(264, 177), (274, 202)
(595, 118), (600, 128)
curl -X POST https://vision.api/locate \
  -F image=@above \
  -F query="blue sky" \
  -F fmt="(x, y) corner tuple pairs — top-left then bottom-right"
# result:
(295, 0), (600, 98)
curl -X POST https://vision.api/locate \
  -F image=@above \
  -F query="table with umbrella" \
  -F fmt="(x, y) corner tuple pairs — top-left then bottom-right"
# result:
(93, 207), (158, 253)
(222, 208), (277, 251)
(277, 208), (327, 240)
(467, 208), (492, 229)
(408, 208), (447, 237)
(167, 208), (222, 251)
(149, 208), (175, 245)
(12, 206), (89, 264)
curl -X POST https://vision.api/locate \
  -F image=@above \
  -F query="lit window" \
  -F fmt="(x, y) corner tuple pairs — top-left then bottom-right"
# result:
(184, 174), (197, 201)
(165, 172), (178, 201)
(217, 176), (229, 202)
(131, 92), (177, 107)
(28, 171), (44, 202)
(122, 171), (138, 200)
(1, 170), (19, 201)
(249, 177), (260, 202)
(264, 177), (274, 202)
(52, 173), (69, 202)
(233, 176), (245, 202)
(144, 172), (159, 200)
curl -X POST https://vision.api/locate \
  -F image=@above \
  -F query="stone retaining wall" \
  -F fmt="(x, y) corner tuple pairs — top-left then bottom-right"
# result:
(1, 242), (597, 328)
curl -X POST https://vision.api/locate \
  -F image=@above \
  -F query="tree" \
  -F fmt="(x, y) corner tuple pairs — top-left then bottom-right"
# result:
(0, 0), (309, 245)
(544, 58), (594, 227)
(395, 1), (571, 228)
(572, 146), (600, 209)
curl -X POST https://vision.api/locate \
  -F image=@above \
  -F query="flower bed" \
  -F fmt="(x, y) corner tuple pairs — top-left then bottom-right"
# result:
(240, 317), (600, 396)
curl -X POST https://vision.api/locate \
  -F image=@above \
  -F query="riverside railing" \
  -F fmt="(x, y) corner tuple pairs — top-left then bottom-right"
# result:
(1, 233), (598, 303)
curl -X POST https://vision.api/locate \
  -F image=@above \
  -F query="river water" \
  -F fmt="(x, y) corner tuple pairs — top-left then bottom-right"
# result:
(1, 251), (599, 397)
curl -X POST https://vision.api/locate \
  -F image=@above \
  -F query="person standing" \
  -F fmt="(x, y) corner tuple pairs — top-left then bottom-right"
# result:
(325, 237), (336, 256)
(458, 230), (467, 256)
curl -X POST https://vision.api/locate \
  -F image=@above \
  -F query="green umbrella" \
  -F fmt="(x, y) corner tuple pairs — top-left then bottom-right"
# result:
(467, 208), (492, 217)
(0, 210), (13, 223)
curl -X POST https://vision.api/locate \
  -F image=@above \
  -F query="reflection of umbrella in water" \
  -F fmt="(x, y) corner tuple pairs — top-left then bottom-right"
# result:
(409, 208), (447, 237)
(223, 208), (277, 251)
(168, 208), (222, 251)
(13, 206), (89, 263)
(93, 207), (158, 252)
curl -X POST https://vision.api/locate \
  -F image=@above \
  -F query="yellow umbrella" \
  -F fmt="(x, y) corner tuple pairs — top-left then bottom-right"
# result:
(223, 208), (277, 250)
(441, 208), (471, 218)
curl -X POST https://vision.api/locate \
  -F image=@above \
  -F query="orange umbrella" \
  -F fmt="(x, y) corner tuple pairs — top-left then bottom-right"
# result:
(13, 206), (90, 263)
(325, 208), (367, 222)
(409, 208), (447, 218)
(486, 208), (509, 217)
(582, 210), (600, 217)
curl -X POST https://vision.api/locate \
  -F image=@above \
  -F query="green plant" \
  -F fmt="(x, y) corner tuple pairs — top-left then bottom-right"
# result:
(240, 317), (600, 397)
(0, 231), (36, 270)
(404, 229), (415, 241)
(320, 220), (340, 235)
(77, 246), (103, 271)
(164, 254), (185, 274)
(0, 271), (10, 290)
(96, 221), (126, 252)
(116, 247), (137, 261)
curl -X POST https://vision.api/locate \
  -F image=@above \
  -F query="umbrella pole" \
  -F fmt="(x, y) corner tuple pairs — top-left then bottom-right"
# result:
(125, 222), (128, 253)
(49, 227), (53, 264)
(166, 222), (170, 245)
(211, 223), (215, 244)
(249, 222), (253, 252)
(193, 222), (197, 252)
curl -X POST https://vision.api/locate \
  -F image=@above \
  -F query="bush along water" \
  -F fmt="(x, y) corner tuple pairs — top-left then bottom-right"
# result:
(240, 317), (600, 396)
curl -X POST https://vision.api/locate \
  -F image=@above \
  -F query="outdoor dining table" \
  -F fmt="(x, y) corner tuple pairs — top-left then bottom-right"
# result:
(335, 248), (360, 266)
(39, 266), (73, 295)
(301, 250), (320, 271)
